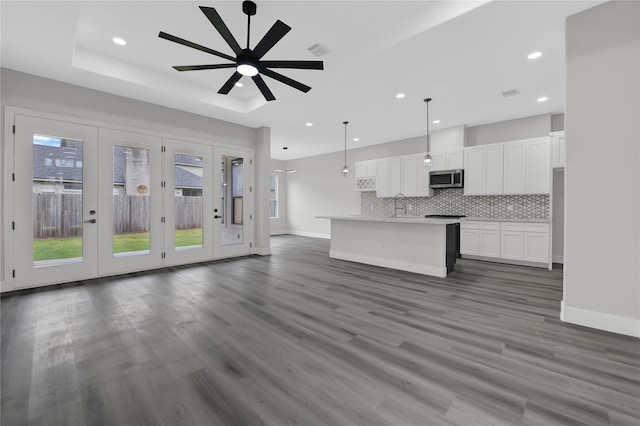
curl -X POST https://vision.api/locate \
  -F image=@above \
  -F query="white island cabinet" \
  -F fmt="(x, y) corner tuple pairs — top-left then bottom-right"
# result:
(317, 216), (461, 277)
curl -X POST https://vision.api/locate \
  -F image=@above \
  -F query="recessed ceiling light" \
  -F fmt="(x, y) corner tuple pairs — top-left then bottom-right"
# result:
(305, 122), (313, 127)
(235, 82), (243, 87)
(528, 51), (542, 59)
(537, 96), (548, 102)
(112, 37), (127, 46)
(433, 120), (441, 124)
(396, 93), (406, 99)
(353, 138), (359, 142)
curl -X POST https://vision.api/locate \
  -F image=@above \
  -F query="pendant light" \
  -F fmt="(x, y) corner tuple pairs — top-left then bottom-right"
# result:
(423, 98), (433, 167)
(341, 121), (349, 176)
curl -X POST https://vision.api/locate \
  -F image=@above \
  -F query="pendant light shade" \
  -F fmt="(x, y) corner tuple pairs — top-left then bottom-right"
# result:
(341, 121), (349, 177)
(424, 98), (433, 167)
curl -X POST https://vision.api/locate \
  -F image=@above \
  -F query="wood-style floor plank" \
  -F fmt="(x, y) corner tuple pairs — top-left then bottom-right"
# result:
(2, 235), (639, 425)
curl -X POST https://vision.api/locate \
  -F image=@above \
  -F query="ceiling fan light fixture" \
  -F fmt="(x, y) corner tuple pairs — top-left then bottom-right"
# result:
(237, 63), (259, 76)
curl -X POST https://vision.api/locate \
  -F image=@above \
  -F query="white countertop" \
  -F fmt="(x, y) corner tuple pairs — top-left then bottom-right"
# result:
(316, 215), (462, 225)
(317, 215), (550, 224)
(463, 217), (551, 223)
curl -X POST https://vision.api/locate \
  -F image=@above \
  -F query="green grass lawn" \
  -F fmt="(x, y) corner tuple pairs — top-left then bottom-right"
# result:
(33, 228), (203, 261)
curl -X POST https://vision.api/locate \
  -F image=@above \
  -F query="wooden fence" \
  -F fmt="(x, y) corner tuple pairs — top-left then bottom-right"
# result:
(33, 193), (203, 238)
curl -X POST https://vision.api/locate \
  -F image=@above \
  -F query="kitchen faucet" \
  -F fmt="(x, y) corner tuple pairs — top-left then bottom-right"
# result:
(393, 193), (407, 217)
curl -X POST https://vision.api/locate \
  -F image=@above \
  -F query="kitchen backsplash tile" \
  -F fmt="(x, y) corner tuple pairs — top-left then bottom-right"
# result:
(360, 189), (549, 219)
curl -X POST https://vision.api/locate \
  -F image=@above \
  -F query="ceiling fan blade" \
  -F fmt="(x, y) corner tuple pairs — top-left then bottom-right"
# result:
(173, 64), (237, 71)
(252, 75), (276, 101)
(260, 69), (311, 93)
(218, 72), (243, 95)
(199, 6), (242, 55)
(252, 20), (291, 59)
(260, 60), (324, 70)
(158, 31), (236, 62)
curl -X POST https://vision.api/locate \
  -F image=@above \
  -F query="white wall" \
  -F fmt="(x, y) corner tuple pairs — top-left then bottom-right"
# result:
(466, 113), (551, 146)
(270, 159), (288, 235)
(552, 169), (564, 263)
(563, 1), (640, 337)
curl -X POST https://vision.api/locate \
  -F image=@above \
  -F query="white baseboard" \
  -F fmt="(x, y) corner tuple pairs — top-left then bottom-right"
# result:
(561, 301), (640, 338)
(288, 231), (331, 239)
(552, 254), (564, 264)
(330, 250), (447, 278)
(270, 230), (288, 236)
(253, 247), (271, 256)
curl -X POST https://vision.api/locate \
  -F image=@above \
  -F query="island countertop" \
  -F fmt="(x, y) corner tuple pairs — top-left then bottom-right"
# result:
(316, 215), (461, 225)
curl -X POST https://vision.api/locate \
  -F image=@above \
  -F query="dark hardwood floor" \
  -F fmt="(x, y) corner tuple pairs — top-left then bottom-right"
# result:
(2, 235), (639, 426)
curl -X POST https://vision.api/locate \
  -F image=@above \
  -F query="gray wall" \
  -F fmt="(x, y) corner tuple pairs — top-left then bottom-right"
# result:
(270, 159), (288, 235)
(551, 114), (565, 132)
(563, 1), (639, 336)
(1, 68), (270, 287)
(466, 113), (551, 146)
(552, 170), (564, 263)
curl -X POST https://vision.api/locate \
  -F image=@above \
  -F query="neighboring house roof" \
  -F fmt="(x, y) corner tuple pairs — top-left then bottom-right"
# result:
(34, 143), (202, 189)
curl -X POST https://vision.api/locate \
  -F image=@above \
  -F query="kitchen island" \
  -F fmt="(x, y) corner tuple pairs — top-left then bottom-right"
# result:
(317, 215), (462, 277)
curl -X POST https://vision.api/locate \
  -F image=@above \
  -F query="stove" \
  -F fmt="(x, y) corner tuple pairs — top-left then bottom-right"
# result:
(424, 214), (466, 219)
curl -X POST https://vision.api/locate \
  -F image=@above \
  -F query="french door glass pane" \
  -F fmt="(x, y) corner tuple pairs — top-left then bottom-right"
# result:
(175, 153), (203, 249)
(222, 155), (243, 246)
(32, 134), (83, 266)
(113, 146), (151, 256)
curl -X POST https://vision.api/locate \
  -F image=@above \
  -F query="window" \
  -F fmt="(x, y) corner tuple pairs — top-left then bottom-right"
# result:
(270, 174), (278, 218)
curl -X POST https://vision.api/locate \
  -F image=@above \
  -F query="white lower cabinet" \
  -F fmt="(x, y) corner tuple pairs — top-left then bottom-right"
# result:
(462, 220), (550, 266)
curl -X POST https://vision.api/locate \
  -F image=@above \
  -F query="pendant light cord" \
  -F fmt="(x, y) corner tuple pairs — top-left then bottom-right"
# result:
(343, 121), (348, 166)
(424, 98), (431, 153)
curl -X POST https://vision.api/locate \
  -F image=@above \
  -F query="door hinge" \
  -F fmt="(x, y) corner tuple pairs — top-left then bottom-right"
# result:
(161, 181), (166, 188)
(12, 269), (16, 278)
(250, 186), (252, 193)
(162, 146), (166, 153)
(161, 252), (166, 259)
(12, 221), (15, 230)
(250, 159), (253, 165)
(250, 214), (252, 220)
(12, 173), (15, 181)
(12, 124), (16, 134)
(250, 242), (252, 248)
(161, 217), (165, 223)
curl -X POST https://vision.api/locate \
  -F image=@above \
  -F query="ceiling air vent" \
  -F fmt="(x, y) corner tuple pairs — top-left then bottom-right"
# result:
(308, 43), (330, 57)
(502, 89), (520, 97)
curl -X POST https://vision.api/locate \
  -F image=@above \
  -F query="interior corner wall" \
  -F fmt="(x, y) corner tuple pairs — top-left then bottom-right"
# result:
(284, 136), (427, 239)
(551, 114), (565, 132)
(466, 113), (551, 146)
(254, 127), (271, 255)
(563, 1), (640, 337)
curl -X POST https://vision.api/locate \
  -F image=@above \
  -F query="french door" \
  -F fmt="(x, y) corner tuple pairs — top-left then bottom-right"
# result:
(163, 138), (213, 266)
(97, 128), (163, 275)
(213, 147), (252, 258)
(13, 115), (99, 288)
(9, 113), (254, 289)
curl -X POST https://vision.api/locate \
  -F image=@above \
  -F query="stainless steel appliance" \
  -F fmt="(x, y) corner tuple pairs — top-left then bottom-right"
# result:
(424, 214), (466, 273)
(429, 169), (464, 189)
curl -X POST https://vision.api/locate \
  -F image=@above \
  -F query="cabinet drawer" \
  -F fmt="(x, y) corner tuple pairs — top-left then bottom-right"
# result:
(501, 222), (524, 232)
(479, 222), (500, 231)
(461, 221), (481, 229)
(523, 223), (549, 233)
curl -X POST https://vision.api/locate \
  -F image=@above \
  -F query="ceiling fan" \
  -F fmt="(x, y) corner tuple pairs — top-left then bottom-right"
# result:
(158, 1), (324, 101)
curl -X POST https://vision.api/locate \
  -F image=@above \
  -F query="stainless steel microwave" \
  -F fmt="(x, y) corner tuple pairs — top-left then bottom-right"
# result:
(429, 169), (464, 188)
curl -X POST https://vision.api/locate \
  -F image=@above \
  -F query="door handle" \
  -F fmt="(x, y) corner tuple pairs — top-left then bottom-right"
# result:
(214, 215), (222, 219)
(84, 219), (97, 224)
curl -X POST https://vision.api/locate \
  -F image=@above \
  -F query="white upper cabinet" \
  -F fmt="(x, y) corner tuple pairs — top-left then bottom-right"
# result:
(402, 154), (432, 197)
(463, 144), (503, 195)
(376, 157), (402, 197)
(355, 160), (377, 177)
(550, 131), (566, 169)
(525, 138), (551, 194)
(503, 142), (526, 194)
(465, 137), (550, 195)
(429, 149), (463, 171)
